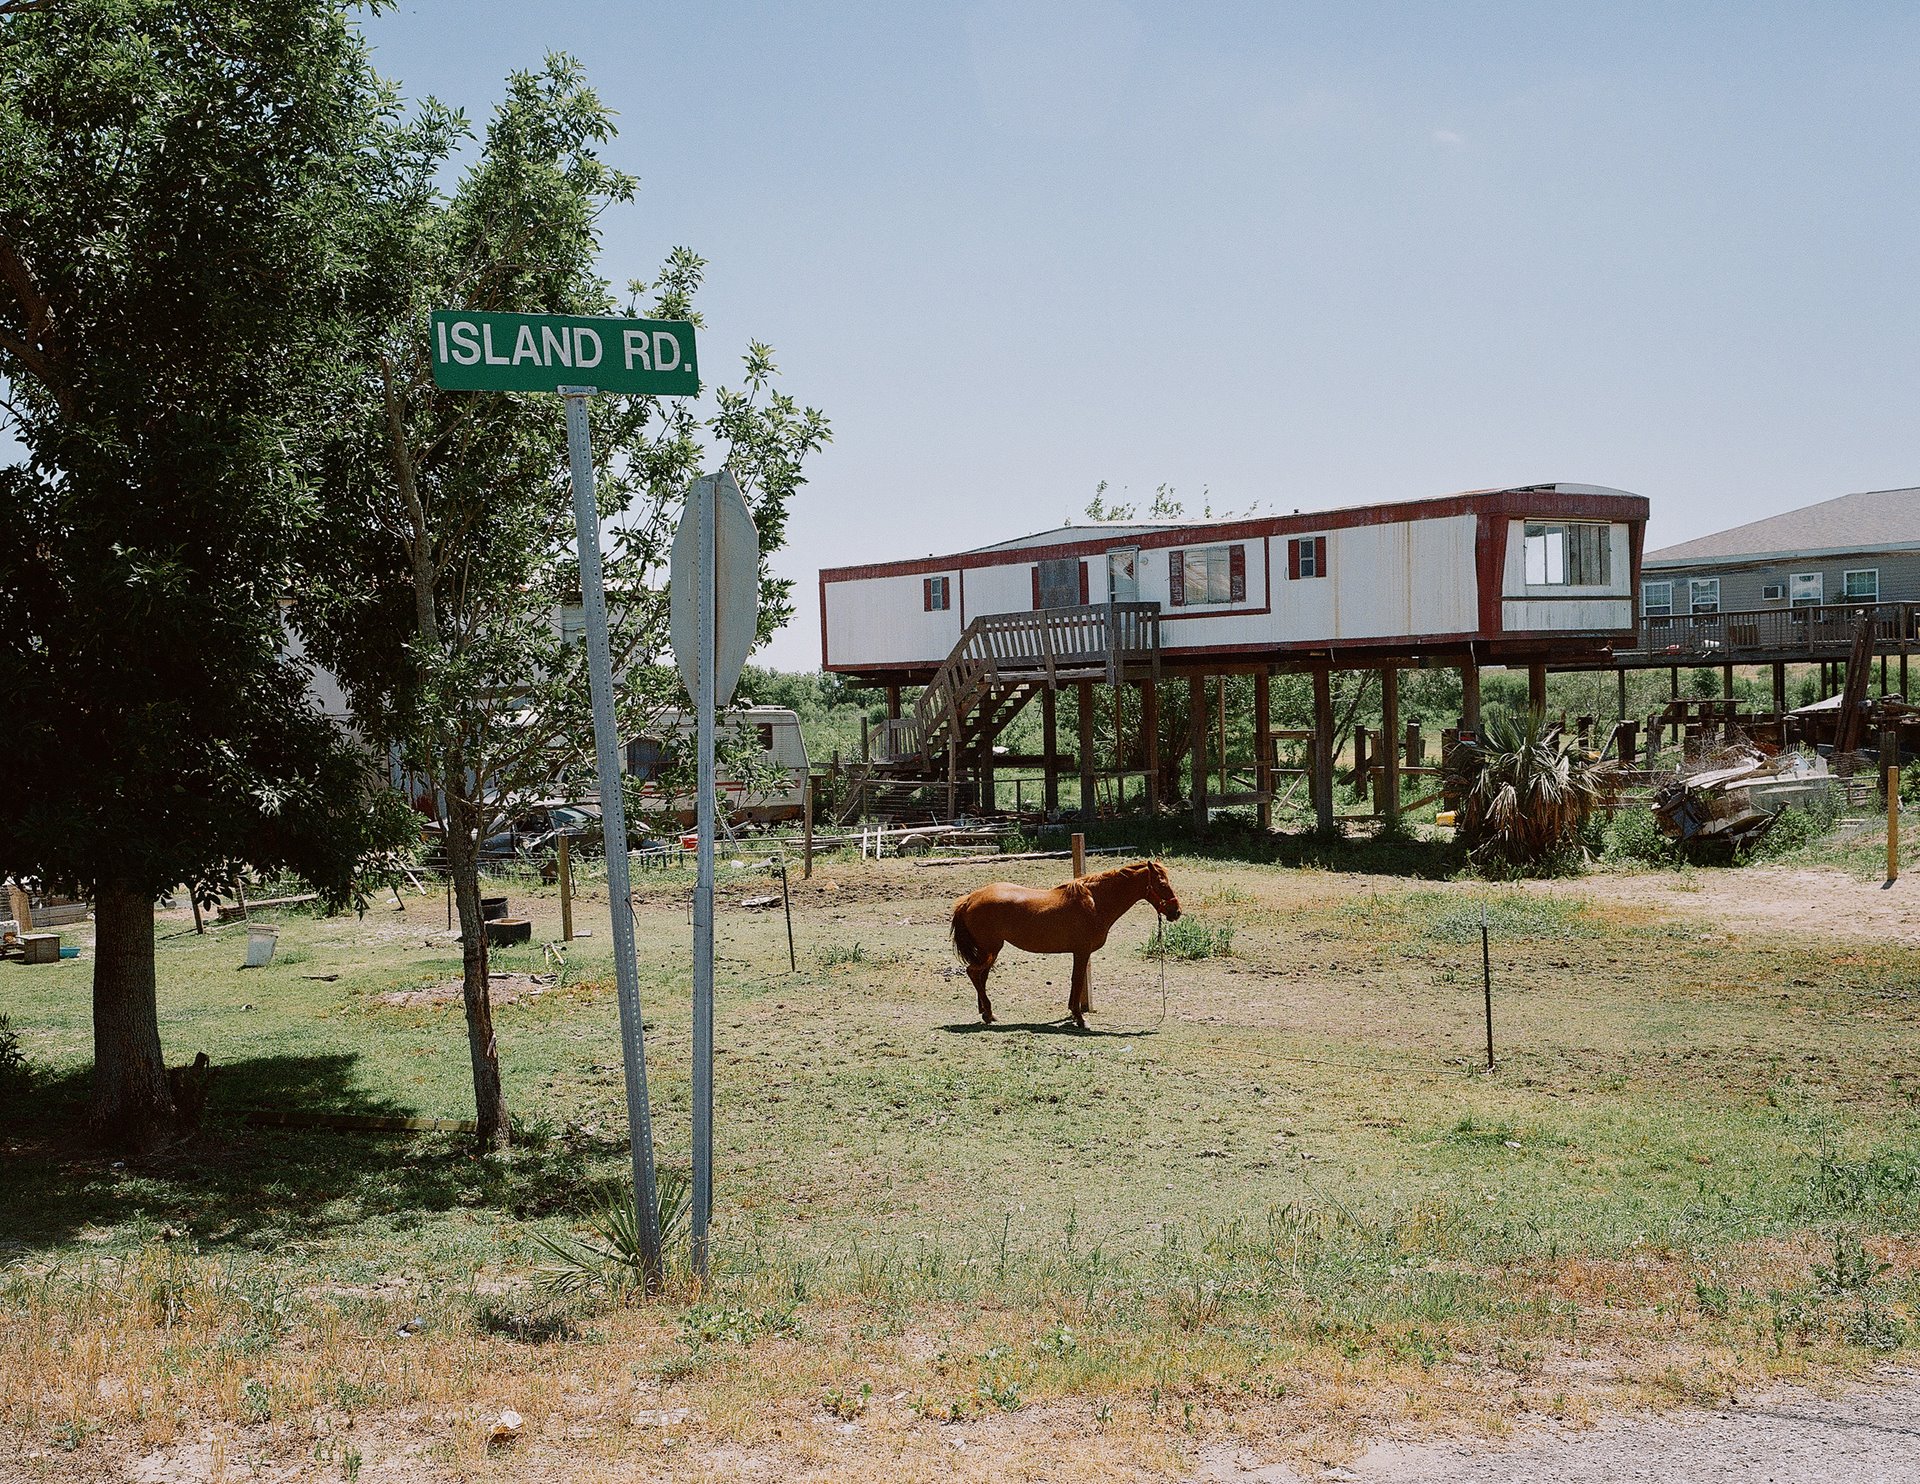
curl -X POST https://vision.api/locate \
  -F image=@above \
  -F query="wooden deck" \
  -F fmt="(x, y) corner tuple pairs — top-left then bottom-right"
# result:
(1611, 601), (1920, 668)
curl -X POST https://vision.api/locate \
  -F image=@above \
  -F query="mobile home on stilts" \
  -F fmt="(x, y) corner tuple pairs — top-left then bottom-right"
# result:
(820, 483), (1649, 826)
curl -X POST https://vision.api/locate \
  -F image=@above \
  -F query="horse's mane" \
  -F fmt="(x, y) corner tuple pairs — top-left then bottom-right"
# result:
(1080, 860), (1152, 885)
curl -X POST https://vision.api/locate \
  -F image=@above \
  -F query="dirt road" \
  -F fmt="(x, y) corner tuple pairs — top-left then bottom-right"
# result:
(1202, 1373), (1920, 1483)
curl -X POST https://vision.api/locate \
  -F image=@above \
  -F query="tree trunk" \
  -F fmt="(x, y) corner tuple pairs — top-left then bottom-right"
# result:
(446, 797), (510, 1151)
(90, 879), (174, 1154)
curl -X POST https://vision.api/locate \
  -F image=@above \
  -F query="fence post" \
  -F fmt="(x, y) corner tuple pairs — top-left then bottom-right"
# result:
(1890, 764), (1901, 885)
(558, 830), (573, 942)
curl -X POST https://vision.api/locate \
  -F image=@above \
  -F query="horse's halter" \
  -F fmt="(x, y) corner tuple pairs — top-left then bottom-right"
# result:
(1141, 863), (1180, 920)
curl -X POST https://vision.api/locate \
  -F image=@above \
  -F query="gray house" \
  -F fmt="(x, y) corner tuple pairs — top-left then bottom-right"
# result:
(1642, 486), (1920, 618)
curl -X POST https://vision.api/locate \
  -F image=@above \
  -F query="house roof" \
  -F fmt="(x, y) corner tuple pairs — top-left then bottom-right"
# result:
(961, 483), (1638, 557)
(1645, 486), (1920, 568)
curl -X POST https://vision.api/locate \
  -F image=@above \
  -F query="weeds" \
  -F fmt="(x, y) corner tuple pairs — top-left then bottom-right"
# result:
(1141, 916), (1234, 959)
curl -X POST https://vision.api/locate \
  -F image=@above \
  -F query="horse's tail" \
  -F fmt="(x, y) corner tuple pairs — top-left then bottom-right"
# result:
(951, 901), (986, 967)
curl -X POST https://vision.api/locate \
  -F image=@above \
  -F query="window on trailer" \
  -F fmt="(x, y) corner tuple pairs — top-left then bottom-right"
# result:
(1523, 521), (1612, 586)
(1168, 543), (1246, 606)
(922, 575), (951, 611)
(1288, 536), (1327, 579)
(1033, 558), (1086, 609)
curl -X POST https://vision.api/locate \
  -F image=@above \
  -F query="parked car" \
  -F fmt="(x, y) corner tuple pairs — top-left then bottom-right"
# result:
(418, 800), (626, 865)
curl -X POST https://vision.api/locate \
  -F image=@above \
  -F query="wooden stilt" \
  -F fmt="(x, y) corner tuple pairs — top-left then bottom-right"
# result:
(1142, 679), (1160, 815)
(1722, 663), (1734, 700)
(1189, 673), (1207, 830)
(1616, 667), (1628, 722)
(1042, 687), (1059, 816)
(1461, 657), (1482, 735)
(1312, 662), (1335, 835)
(1255, 669), (1272, 831)
(1669, 666), (1680, 700)
(886, 684), (901, 720)
(1216, 677), (1228, 801)
(1077, 679), (1096, 822)
(1772, 660), (1787, 718)
(1528, 662), (1547, 718)
(1381, 666), (1401, 829)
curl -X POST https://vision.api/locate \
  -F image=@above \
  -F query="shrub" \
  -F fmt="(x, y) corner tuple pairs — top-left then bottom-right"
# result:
(1445, 710), (1621, 874)
(0, 1014), (27, 1087)
(1603, 804), (1678, 865)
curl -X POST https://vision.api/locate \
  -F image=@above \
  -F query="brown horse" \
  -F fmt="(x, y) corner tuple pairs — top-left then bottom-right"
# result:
(950, 860), (1181, 1028)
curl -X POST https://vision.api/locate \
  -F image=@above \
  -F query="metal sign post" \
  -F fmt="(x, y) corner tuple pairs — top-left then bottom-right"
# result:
(669, 470), (760, 1282)
(691, 472), (716, 1278)
(430, 307), (704, 1291)
(563, 386), (665, 1289)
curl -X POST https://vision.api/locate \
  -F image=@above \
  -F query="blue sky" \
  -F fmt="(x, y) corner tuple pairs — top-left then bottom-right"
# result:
(18, 4), (1919, 671)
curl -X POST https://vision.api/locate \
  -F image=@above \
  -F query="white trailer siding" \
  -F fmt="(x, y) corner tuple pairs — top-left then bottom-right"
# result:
(821, 486), (1647, 675)
(823, 569), (963, 670)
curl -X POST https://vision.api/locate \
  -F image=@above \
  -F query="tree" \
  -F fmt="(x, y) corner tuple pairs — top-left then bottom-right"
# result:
(299, 58), (828, 1148)
(0, 0), (404, 1152)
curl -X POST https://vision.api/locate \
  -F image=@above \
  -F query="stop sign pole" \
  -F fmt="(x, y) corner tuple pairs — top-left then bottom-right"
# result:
(670, 470), (759, 1280)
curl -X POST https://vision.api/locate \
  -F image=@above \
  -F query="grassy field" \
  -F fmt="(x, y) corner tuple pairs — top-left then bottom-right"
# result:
(3, 840), (1919, 1481)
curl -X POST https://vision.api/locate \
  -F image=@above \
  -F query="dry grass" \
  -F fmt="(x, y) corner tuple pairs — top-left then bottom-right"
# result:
(2, 848), (1917, 1480)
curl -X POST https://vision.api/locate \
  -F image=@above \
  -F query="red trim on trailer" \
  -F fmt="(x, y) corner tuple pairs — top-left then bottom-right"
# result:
(1475, 512), (1510, 635)
(818, 568), (831, 669)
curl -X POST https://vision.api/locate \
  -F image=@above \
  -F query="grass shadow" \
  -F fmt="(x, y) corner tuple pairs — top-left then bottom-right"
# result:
(0, 1052), (607, 1254)
(1037, 815), (1466, 879)
(935, 1020), (1158, 1039)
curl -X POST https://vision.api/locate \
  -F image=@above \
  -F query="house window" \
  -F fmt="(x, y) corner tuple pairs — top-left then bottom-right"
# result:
(923, 575), (952, 611)
(1641, 581), (1673, 617)
(1844, 568), (1879, 602)
(1688, 577), (1720, 614)
(1789, 572), (1823, 608)
(1523, 522), (1613, 586)
(1288, 536), (1327, 579)
(1167, 543), (1246, 606)
(626, 736), (666, 781)
(1032, 558), (1087, 609)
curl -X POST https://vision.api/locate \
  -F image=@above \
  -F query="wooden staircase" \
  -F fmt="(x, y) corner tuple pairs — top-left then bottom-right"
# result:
(839, 602), (1161, 823)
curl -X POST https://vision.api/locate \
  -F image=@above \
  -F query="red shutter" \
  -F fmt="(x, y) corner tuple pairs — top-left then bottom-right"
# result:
(1229, 544), (1246, 602)
(1078, 561), (1089, 604)
(923, 577), (934, 611)
(1287, 538), (1301, 580)
(1314, 536), (1327, 576)
(1168, 549), (1185, 607)
(1031, 566), (1042, 609)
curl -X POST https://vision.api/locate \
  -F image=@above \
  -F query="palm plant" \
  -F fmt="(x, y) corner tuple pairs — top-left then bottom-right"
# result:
(533, 1167), (693, 1298)
(1444, 709), (1621, 871)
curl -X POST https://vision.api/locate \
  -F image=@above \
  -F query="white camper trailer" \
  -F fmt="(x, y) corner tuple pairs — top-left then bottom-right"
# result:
(624, 706), (811, 825)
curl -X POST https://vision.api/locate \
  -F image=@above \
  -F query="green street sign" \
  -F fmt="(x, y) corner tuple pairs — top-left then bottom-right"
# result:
(429, 309), (699, 396)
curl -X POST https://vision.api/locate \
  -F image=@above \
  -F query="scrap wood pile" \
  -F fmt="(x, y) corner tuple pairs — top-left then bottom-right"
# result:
(1650, 746), (1831, 846)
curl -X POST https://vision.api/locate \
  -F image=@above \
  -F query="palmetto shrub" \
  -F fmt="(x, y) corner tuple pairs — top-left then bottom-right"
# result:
(1445, 710), (1621, 873)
